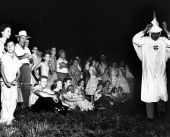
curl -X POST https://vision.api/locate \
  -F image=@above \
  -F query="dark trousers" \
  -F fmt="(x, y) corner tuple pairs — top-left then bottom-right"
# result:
(146, 101), (166, 119)
(31, 97), (68, 115)
(19, 64), (31, 106)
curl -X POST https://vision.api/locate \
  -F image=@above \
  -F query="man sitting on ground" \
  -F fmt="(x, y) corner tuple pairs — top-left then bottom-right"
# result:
(29, 76), (68, 115)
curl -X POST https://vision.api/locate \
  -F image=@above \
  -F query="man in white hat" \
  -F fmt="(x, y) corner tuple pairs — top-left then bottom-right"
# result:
(132, 14), (170, 121)
(14, 30), (32, 109)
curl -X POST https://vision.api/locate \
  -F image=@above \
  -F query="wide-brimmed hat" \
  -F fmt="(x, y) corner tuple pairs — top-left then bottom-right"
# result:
(148, 12), (162, 33)
(15, 30), (31, 39)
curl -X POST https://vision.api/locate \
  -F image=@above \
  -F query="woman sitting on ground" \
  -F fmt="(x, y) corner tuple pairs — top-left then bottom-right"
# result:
(51, 79), (69, 114)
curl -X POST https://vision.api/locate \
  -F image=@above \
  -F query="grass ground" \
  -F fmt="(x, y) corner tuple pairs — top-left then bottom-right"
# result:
(0, 100), (168, 137)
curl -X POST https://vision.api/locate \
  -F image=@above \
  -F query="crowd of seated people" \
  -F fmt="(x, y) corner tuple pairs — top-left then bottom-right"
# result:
(27, 51), (134, 115)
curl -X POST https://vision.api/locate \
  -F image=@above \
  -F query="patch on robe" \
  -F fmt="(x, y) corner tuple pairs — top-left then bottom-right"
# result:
(153, 45), (159, 50)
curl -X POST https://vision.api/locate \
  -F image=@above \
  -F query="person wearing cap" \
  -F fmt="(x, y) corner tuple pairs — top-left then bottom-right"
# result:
(14, 30), (32, 108)
(132, 14), (170, 121)
(56, 49), (69, 81)
(0, 41), (21, 125)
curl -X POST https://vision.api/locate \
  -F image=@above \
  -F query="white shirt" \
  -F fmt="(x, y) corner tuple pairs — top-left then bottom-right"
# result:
(15, 43), (31, 64)
(56, 57), (68, 73)
(1, 53), (21, 83)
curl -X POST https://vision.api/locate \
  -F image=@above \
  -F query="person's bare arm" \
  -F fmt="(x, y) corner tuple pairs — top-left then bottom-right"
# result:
(34, 89), (57, 99)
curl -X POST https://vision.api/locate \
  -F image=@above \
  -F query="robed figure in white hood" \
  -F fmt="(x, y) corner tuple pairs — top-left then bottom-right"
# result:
(132, 13), (170, 121)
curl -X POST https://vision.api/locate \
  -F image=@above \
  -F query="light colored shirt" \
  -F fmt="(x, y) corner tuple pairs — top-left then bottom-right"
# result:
(15, 43), (31, 64)
(56, 57), (68, 73)
(1, 53), (21, 82)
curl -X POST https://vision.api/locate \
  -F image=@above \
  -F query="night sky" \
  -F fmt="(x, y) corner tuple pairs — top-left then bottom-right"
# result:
(0, 0), (170, 69)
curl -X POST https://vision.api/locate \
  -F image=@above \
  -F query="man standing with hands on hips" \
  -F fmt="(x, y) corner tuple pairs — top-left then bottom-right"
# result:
(133, 13), (170, 121)
(15, 30), (32, 109)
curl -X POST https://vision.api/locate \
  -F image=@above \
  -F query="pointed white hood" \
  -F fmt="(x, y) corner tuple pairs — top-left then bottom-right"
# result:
(148, 12), (162, 33)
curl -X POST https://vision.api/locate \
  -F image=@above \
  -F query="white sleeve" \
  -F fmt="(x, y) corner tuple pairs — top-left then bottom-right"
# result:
(132, 31), (145, 46)
(26, 47), (31, 55)
(132, 31), (145, 61)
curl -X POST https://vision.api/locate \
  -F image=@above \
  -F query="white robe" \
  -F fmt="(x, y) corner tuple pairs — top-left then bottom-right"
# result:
(133, 31), (170, 102)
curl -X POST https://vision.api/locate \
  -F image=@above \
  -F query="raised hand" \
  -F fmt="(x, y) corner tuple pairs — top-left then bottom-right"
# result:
(162, 22), (168, 31)
(143, 23), (153, 33)
(143, 24), (153, 33)
(162, 21), (170, 38)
